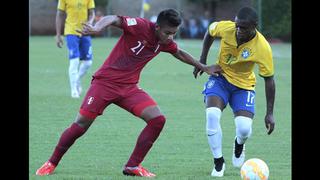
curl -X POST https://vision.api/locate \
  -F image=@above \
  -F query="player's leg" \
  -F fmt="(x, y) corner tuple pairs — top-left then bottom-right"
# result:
(66, 35), (81, 98)
(202, 75), (230, 177)
(78, 35), (93, 95)
(205, 96), (226, 177)
(123, 105), (163, 177)
(36, 113), (96, 176)
(229, 90), (255, 167)
(36, 80), (114, 176)
(126, 105), (164, 165)
(115, 87), (164, 177)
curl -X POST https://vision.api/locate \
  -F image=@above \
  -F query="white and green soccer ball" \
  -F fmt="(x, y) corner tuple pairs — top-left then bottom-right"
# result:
(240, 158), (269, 180)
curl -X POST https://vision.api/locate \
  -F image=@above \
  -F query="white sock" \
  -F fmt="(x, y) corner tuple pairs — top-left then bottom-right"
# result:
(206, 107), (222, 158)
(234, 116), (253, 145)
(68, 58), (80, 93)
(78, 60), (92, 79)
(77, 60), (92, 89)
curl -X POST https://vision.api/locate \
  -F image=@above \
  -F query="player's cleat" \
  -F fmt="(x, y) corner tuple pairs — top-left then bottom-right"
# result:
(211, 162), (225, 177)
(232, 137), (245, 168)
(36, 161), (56, 176)
(123, 164), (156, 177)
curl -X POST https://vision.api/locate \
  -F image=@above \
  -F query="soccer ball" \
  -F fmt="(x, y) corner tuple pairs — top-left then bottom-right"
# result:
(240, 158), (269, 180)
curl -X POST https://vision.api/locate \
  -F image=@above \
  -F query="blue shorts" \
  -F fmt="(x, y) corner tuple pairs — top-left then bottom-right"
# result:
(66, 35), (92, 60)
(202, 75), (255, 114)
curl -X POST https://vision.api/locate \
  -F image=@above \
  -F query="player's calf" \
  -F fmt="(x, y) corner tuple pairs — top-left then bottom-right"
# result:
(233, 116), (252, 167)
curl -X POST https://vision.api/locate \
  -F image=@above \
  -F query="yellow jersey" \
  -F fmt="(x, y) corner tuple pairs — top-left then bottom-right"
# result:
(208, 21), (274, 90)
(58, 0), (95, 36)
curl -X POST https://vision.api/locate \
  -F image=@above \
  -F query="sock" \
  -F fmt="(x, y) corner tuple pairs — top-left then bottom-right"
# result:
(234, 138), (244, 158)
(77, 60), (92, 93)
(125, 115), (166, 167)
(234, 116), (252, 145)
(78, 60), (92, 80)
(69, 58), (80, 93)
(48, 123), (87, 166)
(206, 107), (223, 158)
(214, 157), (225, 171)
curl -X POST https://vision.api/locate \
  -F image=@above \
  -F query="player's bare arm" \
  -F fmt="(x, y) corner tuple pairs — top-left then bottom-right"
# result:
(87, 8), (95, 25)
(193, 30), (215, 78)
(263, 75), (276, 135)
(55, 10), (66, 48)
(77, 15), (122, 35)
(172, 48), (221, 76)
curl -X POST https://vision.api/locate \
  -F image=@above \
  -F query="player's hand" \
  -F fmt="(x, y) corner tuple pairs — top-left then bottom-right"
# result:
(193, 67), (204, 79)
(55, 35), (63, 48)
(264, 114), (275, 135)
(203, 64), (222, 77)
(76, 22), (100, 35)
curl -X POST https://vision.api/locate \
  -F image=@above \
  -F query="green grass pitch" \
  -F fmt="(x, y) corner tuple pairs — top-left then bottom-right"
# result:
(29, 36), (291, 179)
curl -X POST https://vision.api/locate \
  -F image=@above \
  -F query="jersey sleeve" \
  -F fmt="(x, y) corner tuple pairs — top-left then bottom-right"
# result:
(119, 16), (148, 35)
(257, 44), (274, 77)
(161, 40), (178, 54)
(208, 21), (221, 37)
(57, 0), (66, 11)
(88, 0), (95, 9)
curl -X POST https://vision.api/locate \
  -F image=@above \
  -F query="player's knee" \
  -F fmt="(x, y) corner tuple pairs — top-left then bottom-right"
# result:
(148, 115), (166, 130)
(206, 107), (222, 121)
(69, 58), (80, 70)
(206, 107), (221, 135)
(83, 60), (92, 69)
(77, 110), (97, 129)
(235, 116), (252, 138)
(75, 117), (94, 130)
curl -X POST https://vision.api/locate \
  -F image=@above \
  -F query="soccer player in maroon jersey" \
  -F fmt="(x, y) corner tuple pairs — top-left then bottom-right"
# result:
(36, 9), (221, 177)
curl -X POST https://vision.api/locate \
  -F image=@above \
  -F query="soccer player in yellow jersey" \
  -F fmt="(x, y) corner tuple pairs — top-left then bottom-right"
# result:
(193, 7), (276, 177)
(56, 0), (95, 98)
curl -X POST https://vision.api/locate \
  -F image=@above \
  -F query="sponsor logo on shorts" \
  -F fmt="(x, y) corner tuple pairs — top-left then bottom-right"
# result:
(207, 80), (215, 89)
(87, 96), (94, 105)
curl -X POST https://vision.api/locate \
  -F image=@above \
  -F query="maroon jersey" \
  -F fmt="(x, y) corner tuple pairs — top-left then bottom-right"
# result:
(93, 16), (178, 84)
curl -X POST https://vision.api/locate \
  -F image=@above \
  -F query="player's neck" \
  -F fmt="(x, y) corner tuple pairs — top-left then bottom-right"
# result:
(237, 31), (256, 46)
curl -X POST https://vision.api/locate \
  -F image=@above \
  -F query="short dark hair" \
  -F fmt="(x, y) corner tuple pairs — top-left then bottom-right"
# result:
(156, 9), (182, 27)
(236, 7), (258, 25)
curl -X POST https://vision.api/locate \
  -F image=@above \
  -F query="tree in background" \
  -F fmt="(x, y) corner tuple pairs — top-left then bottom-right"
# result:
(188, 0), (291, 42)
(94, 0), (109, 8)
(255, 0), (291, 42)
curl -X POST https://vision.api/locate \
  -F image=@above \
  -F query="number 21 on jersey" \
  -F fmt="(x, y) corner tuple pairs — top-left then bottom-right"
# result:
(131, 41), (145, 55)
(130, 41), (160, 55)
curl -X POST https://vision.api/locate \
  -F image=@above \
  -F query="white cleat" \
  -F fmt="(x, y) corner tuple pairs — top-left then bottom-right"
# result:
(211, 163), (225, 177)
(232, 139), (245, 168)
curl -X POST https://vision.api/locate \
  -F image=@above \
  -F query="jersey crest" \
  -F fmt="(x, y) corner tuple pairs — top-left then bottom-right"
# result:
(241, 48), (252, 59)
(126, 18), (137, 26)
